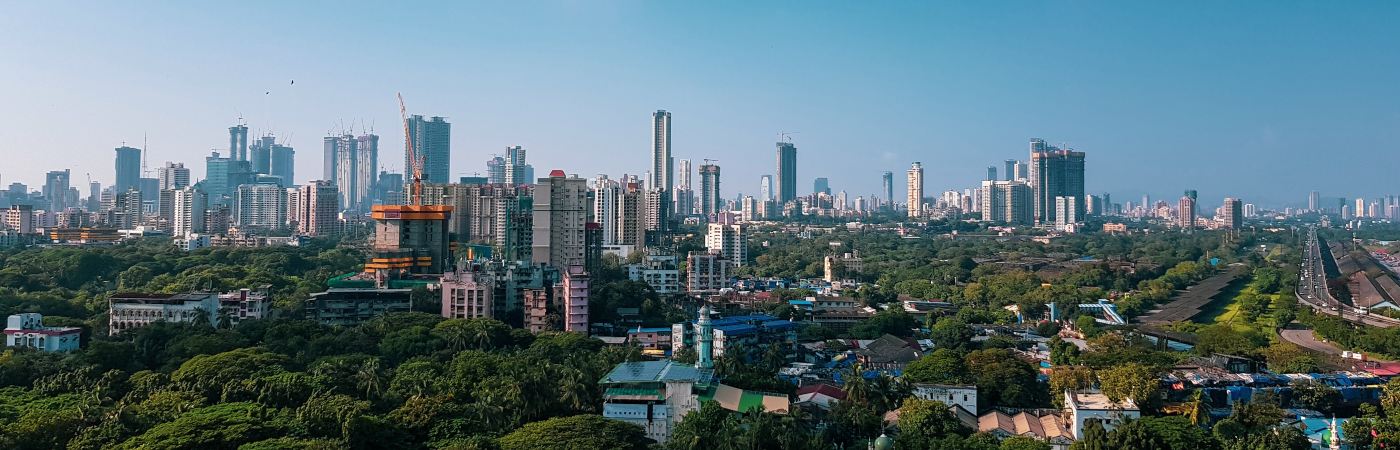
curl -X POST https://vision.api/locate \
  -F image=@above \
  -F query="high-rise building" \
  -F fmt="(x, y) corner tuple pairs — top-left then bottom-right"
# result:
(979, 180), (1032, 225)
(1014, 161), (1028, 181)
(560, 265), (589, 333)
(325, 134), (378, 212)
(1355, 198), (1367, 219)
(233, 183), (288, 229)
(294, 181), (339, 237)
(86, 181), (101, 212)
(1243, 203), (1257, 218)
(157, 162), (190, 190)
(204, 151), (254, 205)
(1221, 197), (1242, 229)
(486, 156), (507, 184)
(43, 170), (71, 212)
(592, 176), (619, 245)
(651, 110), (673, 193)
(986, 166), (997, 181)
(1178, 190), (1197, 230)
(441, 267), (493, 320)
(114, 146), (142, 194)
(229, 124), (249, 161)
(1028, 138), (1086, 226)
(1003, 160), (1016, 181)
(532, 170), (588, 268)
(881, 171), (894, 209)
(674, 159), (693, 216)
(699, 163), (721, 217)
(1054, 196), (1079, 231)
(906, 162), (924, 218)
(370, 200), (453, 276)
(171, 187), (207, 238)
(760, 175), (773, 201)
(704, 223), (746, 267)
(250, 135), (294, 186)
(813, 177), (830, 196)
(504, 146), (532, 186)
(270, 143), (295, 186)
(686, 251), (729, 295)
(1308, 191), (1320, 212)
(617, 181), (646, 250)
(406, 115), (451, 184)
(776, 142), (797, 203)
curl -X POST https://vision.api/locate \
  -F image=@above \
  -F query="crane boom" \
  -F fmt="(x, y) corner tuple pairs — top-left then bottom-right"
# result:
(398, 93), (421, 205)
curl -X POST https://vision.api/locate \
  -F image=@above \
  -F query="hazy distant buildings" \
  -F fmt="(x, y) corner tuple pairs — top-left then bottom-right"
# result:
(250, 135), (295, 186)
(1178, 190), (1197, 230)
(699, 163), (721, 217)
(651, 110), (673, 192)
(325, 134), (378, 212)
(158, 162), (190, 190)
(406, 115), (451, 184)
(504, 146), (533, 186)
(1308, 191), (1320, 212)
(813, 177), (830, 196)
(674, 159), (694, 216)
(44, 170), (71, 212)
(1003, 160), (1015, 181)
(906, 162), (924, 218)
(114, 146), (142, 194)
(760, 175), (773, 201)
(1029, 138), (1085, 226)
(776, 142), (797, 204)
(882, 171), (894, 209)
(229, 124), (249, 161)
(204, 151), (253, 205)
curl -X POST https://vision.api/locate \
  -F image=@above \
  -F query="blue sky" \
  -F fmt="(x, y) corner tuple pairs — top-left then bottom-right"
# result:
(1, 1), (1397, 209)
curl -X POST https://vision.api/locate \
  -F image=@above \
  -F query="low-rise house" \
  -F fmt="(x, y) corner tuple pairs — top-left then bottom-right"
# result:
(600, 359), (790, 444)
(305, 288), (412, 326)
(1065, 390), (1139, 438)
(4, 313), (81, 352)
(109, 293), (220, 335)
(912, 383), (978, 414)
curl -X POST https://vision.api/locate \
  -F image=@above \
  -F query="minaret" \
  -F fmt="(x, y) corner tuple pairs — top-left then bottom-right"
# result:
(696, 304), (714, 369)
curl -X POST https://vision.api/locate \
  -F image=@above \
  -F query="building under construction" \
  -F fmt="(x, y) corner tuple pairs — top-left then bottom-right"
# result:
(365, 204), (453, 278)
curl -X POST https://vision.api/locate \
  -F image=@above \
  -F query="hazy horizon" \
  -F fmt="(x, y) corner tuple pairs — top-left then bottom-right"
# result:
(2, 2), (1397, 210)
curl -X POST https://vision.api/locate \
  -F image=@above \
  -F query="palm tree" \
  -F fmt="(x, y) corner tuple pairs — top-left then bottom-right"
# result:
(557, 368), (592, 413)
(1186, 389), (1208, 426)
(354, 358), (384, 399)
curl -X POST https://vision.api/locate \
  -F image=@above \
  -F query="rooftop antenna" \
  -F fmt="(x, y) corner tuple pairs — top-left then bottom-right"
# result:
(141, 133), (151, 177)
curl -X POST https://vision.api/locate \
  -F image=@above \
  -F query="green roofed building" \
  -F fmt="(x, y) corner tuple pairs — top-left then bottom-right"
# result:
(600, 359), (789, 443)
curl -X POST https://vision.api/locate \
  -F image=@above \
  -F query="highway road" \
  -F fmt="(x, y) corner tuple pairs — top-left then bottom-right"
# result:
(1296, 227), (1400, 328)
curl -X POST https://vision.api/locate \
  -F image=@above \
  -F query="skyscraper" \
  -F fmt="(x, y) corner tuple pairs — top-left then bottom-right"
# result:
(1028, 138), (1086, 226)
(270, 143), (295, 186)
(44, 170), (71, 212)
(592, 175), (619, 245)
(229, 124), (249, 161)
(674, 159), (694, 216)
(882, 171), (894, 209)
(776, 142), (797, 204)
(114, 146), (142, 194)
(233, 183), (287, 229)
(406, 115), (451, 184)
(1222, 197), (1242, 229)
(986, 166), (997, 181)
(813, 177), (830, 196)
(1003, 160), (1015, 181)
(651, 110), (672, 193)
(532, 170), (588, 268)
(699, 163), (721, 217)
(760, 175), (773, 201)
(486, 156), (507, 184)
(906, 162), (924, 218)
(325, 134), (378, 212)
(504, 146), (531, 186)
(157, 162), (190, 190)
(1308, 191), (1320, 212)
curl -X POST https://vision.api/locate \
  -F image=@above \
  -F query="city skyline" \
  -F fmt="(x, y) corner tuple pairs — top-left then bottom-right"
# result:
(2, 2), (1398, 208)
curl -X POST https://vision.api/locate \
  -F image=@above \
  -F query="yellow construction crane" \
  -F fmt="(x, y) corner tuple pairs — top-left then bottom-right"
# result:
(398, 92), (422, 206)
